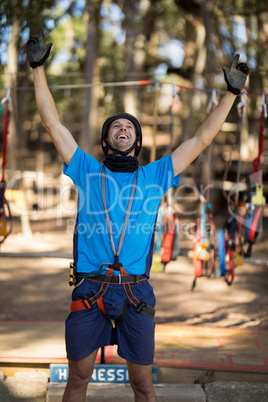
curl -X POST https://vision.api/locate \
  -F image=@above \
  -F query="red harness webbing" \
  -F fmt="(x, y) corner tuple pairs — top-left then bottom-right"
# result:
(252, 112), (264, 178)
(70, 268), (114, 313)
(247, 206), (263, 243)
(71, 282), (109, 313)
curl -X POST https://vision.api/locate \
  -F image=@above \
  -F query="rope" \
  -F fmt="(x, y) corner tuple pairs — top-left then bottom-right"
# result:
(0, 77), (266, 100)
(0, 73), (264, 101)
(0, 80), (154, 92)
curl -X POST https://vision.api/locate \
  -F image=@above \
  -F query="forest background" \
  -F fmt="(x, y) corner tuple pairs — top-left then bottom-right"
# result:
(0, 0), (267, 232)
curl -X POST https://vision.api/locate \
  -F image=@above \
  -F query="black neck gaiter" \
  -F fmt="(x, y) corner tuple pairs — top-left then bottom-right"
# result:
(103, 154), (139, 172)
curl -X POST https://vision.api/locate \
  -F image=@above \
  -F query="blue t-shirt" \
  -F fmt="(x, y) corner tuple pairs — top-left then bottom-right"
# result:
(64, 146), (180, 276)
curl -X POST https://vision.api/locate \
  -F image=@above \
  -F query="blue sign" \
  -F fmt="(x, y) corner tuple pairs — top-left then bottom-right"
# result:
(50, 364), (158, 384)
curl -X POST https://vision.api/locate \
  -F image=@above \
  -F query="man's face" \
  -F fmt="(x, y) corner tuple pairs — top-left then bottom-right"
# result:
(104, 118), (138, 155)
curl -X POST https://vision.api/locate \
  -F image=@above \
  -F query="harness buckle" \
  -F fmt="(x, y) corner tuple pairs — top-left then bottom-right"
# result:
(82, 299), (91, 310)
(134, 275), (140, 283)
(136, 301), (147, 314)
(111, 254), (122, 270)
(100, 260), (122, 271)
(100, 255), (122, 284)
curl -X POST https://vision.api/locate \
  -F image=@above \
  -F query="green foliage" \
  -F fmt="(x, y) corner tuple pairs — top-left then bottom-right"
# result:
(0, 0), (58, 32)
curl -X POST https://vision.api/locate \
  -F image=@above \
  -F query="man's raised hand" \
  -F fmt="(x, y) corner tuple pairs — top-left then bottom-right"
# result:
(222, 54), (250, 95)
(25, 28), (53, 68)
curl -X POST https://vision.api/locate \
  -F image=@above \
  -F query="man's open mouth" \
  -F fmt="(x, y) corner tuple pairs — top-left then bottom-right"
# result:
(116, 134), (129, 140)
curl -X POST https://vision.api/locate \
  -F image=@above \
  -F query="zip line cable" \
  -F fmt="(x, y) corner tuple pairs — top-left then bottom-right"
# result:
(0, 78), (264, 98)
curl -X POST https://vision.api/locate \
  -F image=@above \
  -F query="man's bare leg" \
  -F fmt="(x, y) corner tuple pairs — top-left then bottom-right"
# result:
(62, 349), (98, 402)
(127, 361), (156, 402)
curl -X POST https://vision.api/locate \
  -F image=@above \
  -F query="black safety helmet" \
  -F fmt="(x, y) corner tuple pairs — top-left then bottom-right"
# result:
(101, 112), (142, 157)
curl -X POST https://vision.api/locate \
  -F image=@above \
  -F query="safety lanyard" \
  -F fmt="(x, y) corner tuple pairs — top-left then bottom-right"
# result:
(101, 165), (138, 268)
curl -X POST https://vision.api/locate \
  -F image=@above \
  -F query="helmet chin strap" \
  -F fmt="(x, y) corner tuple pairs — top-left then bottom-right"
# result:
(104, 139), (138, 157)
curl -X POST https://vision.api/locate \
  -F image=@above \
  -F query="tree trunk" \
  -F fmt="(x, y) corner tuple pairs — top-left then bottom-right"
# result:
(80, 0), (101, 156)
(123, 0), (147, 116)
(181, 17), (206, 144)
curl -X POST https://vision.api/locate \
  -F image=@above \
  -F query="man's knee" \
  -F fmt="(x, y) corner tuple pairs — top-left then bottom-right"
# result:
(68, 367), (91, 387)
(67, 350), (98, 387)
(130, 375), (154, 395)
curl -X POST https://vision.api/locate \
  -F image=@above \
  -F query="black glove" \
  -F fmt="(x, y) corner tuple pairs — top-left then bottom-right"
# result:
(222, 54), (250, 95)
(25, 28), (53, 68)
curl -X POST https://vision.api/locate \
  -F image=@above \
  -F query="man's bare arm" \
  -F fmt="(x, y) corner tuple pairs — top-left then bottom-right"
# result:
(172, 54), (250, 177)
(172, 91), (236, 176)
(32, 66), (77, 165)
(25, 29), (77, 165)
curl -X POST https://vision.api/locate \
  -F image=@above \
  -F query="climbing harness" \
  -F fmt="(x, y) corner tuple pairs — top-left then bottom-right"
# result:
(69, 166), (155, 322)
(151, 198), (179, 273)
(191, 201), (216, 290)
(244, 94), (266, 257)
(160, 202), (176, 269)
(218, 210), (243, 286)
(0, 89), (12, 245)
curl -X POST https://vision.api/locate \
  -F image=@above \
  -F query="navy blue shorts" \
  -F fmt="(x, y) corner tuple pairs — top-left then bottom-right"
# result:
(65, 278), (156, 365)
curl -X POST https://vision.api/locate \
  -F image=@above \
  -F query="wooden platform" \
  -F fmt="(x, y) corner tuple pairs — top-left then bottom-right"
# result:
(1, 321), (268, 382)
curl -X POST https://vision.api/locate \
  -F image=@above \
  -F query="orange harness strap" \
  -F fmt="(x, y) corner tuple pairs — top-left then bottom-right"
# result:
(70, 282), (109, 312)
(70, 268), (113, 313)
